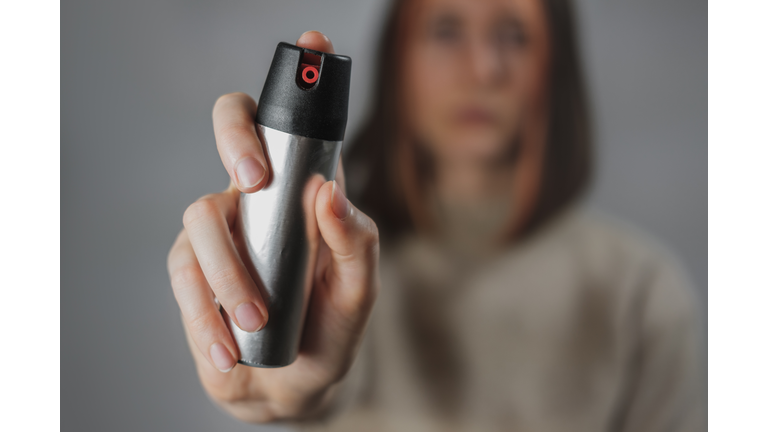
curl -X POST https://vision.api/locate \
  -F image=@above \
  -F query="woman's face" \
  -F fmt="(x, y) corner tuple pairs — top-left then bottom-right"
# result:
(401, 0), (550, 165)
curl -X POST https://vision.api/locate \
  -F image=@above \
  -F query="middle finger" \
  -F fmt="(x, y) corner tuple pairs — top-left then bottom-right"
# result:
(183, 192), (269, 333)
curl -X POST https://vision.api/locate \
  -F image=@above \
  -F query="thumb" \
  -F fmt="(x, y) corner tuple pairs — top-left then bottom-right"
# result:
(315, 180), (379, 314)
(296, 30), (335, 54)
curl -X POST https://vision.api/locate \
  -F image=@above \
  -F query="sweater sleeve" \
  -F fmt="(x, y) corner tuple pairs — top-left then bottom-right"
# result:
(613, 256), (706, 432)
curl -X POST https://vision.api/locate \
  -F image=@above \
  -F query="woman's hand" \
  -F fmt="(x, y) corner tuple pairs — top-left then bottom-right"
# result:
(166, 31), (380, 423)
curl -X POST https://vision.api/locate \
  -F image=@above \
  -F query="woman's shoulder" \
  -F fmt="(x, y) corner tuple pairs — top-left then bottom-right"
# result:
(378, 206), (701, 319)
(537, 207), (670, 255)
(528, 206), (689, 278)
(511, 206), (701, 319)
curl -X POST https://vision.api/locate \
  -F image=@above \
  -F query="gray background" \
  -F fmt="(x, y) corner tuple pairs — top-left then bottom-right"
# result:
(62, 0), (706, 430)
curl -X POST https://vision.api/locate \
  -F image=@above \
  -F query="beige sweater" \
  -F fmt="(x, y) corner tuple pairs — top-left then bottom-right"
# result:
(295, 208), (705, 432)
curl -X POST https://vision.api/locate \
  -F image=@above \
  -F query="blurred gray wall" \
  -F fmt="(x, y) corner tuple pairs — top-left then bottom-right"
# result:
(61, 0), (706, 430)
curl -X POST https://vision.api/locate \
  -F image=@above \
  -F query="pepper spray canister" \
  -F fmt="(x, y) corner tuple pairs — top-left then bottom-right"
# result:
(225, 42), (351, 368)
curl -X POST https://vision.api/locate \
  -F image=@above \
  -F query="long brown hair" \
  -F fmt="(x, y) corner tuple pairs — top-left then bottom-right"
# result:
(346, 0), (592, 243)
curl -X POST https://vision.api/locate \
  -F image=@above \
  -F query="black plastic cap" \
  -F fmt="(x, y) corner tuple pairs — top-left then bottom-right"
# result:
(255, 42), (351, 142)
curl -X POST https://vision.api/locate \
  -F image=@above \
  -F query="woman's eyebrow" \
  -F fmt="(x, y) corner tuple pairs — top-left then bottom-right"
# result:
(428, 10), (462, 28)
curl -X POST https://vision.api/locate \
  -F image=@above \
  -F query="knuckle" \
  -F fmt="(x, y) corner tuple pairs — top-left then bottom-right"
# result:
(166, 232), (184, 273)
(330, 270), (379, 320)
(362, 214), (379, 241)
(207, 266), (243, 295)
(189, 303), (216, 330)
(339, 287), (371, 318)
(183, 198), (219, 228)
(363, 240), (380, 266)
(368, 225), (380, 247)
(186, 309), (219, 335)
(218, 123), (257, 148)
(360, 218), (380, 256)
(170, 263), (202, 293)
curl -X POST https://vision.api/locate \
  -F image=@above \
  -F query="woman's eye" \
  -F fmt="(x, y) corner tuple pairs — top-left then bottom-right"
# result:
(498, 30), (524, 46)
(496, 23), (528, 48)
(434, 26), (461, 43)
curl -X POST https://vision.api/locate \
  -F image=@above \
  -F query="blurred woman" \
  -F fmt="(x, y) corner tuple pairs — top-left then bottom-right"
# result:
(166, 0), (704, 430)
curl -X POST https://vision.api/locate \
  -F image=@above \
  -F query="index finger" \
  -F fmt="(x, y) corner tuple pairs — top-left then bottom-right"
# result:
(213, 93), (269, 193)
(212, 32), (336, 194)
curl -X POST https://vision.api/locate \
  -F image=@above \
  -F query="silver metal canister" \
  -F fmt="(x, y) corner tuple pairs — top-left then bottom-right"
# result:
(224, 42), (351, 367)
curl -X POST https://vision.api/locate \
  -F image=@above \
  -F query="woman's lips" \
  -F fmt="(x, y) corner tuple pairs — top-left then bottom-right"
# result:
(454, 107), (498, 126)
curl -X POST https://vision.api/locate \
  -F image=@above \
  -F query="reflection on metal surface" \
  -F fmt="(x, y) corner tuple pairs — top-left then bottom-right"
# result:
(227, 125), (342, 367)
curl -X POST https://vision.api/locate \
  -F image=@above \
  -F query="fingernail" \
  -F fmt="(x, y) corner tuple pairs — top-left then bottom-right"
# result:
(331, 181), (350, 220)
(235, 157), (265, 188)
(210, 343), (235, 372)
(235, 302), (266, 332)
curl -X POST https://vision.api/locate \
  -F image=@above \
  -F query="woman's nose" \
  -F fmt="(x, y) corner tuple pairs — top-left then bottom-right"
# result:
(466, 38), (506, 87)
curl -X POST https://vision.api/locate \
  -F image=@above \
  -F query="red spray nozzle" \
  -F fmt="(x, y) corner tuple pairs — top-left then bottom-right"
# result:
(297, 50), (322, 89)
(301, 65), (318, 84)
